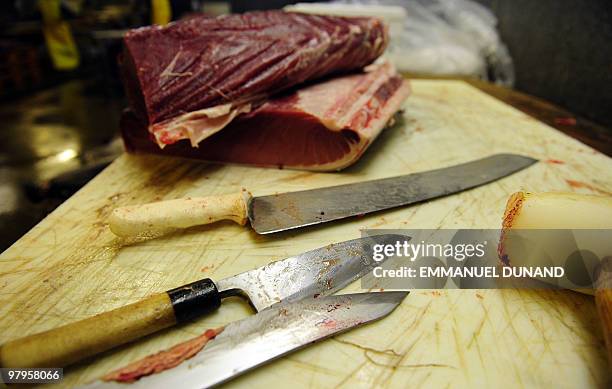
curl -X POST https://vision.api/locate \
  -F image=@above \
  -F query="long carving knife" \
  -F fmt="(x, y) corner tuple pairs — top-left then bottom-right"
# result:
(109, 153), (537, 237)
(0, 235), (404, 369)
(83, 291), (408, 389)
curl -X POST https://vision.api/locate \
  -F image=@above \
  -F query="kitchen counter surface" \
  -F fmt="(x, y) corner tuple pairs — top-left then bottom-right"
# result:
(1, 79), (611, 388)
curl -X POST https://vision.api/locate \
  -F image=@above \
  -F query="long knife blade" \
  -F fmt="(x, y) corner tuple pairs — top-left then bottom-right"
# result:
(84, 292), (408, 389)
(216, 234), (408, 311)
(249, 153), (537, 234)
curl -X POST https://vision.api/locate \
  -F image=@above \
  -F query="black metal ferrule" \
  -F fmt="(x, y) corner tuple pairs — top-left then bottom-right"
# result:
(167, 278), (221, 323)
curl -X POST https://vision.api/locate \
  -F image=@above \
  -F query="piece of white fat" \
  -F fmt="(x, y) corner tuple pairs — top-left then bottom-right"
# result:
(150, 103), (251, 148)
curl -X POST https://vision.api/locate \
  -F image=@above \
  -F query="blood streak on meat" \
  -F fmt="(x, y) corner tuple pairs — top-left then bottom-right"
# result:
(120, 10), (389, 147)
(103, 327), (223, 383)
(121, 62), (411, 171)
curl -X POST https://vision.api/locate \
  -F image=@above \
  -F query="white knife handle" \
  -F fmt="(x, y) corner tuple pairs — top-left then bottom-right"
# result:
(109, 190), (252, 237)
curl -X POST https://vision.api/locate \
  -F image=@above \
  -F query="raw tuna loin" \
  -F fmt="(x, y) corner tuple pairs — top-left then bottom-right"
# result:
(121, 62), (411, 171)
(121, 11), (389, 147)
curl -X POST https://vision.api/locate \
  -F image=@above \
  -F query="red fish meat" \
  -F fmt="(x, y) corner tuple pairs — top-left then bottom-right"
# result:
(103, 327), (223, 383)
(121, 62), (411, 171)
(120, 11), (389, 146)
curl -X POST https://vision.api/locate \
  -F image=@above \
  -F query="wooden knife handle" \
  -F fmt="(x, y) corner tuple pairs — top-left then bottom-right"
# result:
(0, 279), (221, 368)
(109, 190), (251, 238)
(594, 257), (612, 368)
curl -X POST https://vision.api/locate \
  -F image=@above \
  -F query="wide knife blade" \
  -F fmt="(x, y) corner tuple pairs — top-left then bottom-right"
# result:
(249, 153), (537, 233)
(216, 234), (408, 311)
(83, 292), (408, 389)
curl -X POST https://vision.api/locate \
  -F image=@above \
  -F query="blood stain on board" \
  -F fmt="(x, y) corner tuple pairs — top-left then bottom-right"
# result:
(545, 159), (565, 165)
(565, 179), (611, 195)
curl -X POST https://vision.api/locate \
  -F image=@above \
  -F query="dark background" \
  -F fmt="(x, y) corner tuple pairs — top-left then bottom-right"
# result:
(479, 0), (612, 129)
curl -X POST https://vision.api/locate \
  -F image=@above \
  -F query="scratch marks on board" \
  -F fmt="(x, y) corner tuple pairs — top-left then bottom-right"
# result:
(333, 338), (402, 359)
